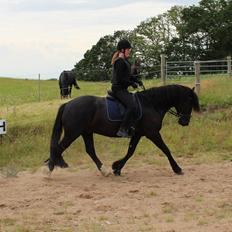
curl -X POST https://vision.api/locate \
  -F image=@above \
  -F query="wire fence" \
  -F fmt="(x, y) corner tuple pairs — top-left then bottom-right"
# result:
(166, 60), (195, 77)
(163, 56), (232, 94)
(166, 59), (230, 77)
(1, 56), (231, 106)
(1, 56), (232, 139)
(199, 59), (229, 74)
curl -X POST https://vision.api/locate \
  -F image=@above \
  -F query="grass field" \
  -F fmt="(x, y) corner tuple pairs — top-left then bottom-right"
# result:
(1, 75), (232, 232)
(0, 75), (232, 170)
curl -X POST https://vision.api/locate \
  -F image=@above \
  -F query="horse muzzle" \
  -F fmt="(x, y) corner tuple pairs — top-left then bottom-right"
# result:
(178, 117), (190, 126)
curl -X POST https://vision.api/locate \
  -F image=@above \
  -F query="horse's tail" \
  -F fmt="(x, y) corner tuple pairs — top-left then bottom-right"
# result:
(46, 103), (67, 172)
(51, 103), (65, 145)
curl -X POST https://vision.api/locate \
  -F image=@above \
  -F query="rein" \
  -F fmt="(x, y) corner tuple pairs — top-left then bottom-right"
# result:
(168, 109), (180, 118)
(137, 84), (191, 119)
(168, 109), (192, 119)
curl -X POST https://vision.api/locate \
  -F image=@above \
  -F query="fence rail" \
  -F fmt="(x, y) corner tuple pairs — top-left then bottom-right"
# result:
(1, 56), (231, 106)
(1, 55), (231, 139)
(163, 56), (232, 94)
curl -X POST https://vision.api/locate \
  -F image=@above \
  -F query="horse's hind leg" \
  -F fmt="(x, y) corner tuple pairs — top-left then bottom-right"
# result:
(112, 134), (141, 176)
(51, 134), (79, 170)
(82, 133), (108, 175)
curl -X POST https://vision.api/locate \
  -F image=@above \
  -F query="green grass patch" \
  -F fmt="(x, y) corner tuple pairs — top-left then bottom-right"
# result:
(1, 75), (232, 170)
(0, 77), (110, 106)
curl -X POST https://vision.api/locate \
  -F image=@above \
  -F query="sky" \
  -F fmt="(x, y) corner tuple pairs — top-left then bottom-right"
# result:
(0, 0), (199, 79)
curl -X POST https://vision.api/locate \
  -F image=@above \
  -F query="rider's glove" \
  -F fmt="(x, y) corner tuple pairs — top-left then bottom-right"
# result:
(131, 82), (138, 89)
(137, 80), (143, 86)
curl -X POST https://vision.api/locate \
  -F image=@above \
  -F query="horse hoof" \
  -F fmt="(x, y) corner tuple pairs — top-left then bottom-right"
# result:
(177, 170), (184, 175)
(57, 156), (69, 168)
(113, 169), (121, 176)
(175, 169), (184, 175)
(100, 165), (112, 177)
(48, 160), (55, 172)
(60, 162), (69, 168)
(112, 160), (122, 170)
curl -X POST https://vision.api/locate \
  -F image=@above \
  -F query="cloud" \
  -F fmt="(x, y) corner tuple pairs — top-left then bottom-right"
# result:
(2, 0), (164, 12)
(2, 0), (199, 12)
(10, 0), (86, 12)
(0, 0), (200, 78)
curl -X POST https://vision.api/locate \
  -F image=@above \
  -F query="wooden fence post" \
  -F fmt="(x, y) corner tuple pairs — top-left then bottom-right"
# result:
(38, 73), (41, 102)
(194, 61), (200, 95)
(160, 54), (166, 85)
(227, 56), (231, 78)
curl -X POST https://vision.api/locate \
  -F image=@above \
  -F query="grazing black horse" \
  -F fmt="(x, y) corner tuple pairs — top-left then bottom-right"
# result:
(46, 84), (200, 176)
(59, 70), (80, 99)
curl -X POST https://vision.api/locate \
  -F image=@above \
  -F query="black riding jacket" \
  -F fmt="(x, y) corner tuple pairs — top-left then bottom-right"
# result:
(111, 57), (135, 91)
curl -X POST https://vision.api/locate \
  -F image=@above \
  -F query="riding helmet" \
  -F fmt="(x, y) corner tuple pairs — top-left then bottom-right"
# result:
(117, 39), (132, 51)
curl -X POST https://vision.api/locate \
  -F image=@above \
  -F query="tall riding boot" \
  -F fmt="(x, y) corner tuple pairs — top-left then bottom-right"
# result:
(117, 109), (135, 138)
(117, 127), (130, 137)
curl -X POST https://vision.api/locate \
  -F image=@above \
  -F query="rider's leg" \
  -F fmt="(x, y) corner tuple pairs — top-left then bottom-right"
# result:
(113, 90), (137, 137)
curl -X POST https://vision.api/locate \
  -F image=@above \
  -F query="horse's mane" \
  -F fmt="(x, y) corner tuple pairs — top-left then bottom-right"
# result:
(138, 84), (200, 111)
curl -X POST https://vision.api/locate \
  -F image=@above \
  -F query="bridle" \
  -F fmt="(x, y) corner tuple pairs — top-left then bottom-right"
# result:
(168, 109), (192, 119)
(168, 109), (180, 117)
(138, 84), (192, 119)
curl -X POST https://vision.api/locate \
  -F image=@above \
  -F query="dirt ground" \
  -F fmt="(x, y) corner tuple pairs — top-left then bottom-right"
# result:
(0, 162), (232, 232)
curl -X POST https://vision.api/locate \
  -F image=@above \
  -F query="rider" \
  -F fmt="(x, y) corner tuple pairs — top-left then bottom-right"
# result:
(111, 39), (140, 138)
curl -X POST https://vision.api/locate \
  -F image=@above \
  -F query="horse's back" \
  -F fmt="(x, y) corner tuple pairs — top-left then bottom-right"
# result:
(63, 95), (105, 121)
(62, 95), (119, 136)
(65, 94), (98, 108)
(58, 72), (64, 86)
(59, 71), (67, 89)
(59, 71), (74, 84)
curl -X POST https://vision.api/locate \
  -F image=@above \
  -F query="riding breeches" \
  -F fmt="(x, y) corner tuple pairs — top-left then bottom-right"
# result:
(112, 89), (137, 130)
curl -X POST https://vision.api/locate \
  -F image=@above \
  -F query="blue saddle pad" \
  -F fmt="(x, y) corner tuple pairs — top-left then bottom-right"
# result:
(105, 95), (142, 122)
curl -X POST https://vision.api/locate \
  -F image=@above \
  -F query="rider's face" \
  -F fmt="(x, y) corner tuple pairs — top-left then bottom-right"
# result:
(124, 48), (131, 58)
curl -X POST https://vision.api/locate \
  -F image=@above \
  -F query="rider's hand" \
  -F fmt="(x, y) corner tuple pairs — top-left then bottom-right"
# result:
(131, 82), (138, 89)
(137, 80), (143, 86)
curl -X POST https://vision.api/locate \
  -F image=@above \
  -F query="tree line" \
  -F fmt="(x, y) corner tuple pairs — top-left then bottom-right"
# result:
(73, 0), (232, 81)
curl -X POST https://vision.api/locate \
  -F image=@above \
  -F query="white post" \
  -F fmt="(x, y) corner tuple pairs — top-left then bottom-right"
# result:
(227, 56), (231, 78)
(160, 54), (166, 85)
(38, 73), (41, 101)
(194, 61), (200, 95)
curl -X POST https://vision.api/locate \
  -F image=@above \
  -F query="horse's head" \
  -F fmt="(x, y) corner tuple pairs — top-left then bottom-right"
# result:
(140, 85), (200, 126)
(60, 86), (69, 97)
(175, 87), (200, 126)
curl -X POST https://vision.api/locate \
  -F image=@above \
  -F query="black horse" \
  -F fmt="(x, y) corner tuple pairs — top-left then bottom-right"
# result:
(46, 84), (200, 176)
(59, 70), (80, 99)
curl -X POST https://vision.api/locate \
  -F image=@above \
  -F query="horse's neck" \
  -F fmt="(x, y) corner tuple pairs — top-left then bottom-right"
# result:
(154, 92), (176, 111)
(141, 88), (178, 115)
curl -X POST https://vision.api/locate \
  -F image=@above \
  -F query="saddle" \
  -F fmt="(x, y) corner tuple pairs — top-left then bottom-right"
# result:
(105, 90), (142, 122)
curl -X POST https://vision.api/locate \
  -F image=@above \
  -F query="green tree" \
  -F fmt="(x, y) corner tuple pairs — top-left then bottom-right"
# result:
(73, 0), (232, 81)
(134, 6), (184, 77)
(74, 30), (134, 81)
(74, 35), (114, 81)
(179, 0), (232, 59)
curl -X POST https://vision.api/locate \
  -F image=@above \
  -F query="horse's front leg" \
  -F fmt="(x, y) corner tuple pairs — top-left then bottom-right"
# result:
(112, 134), (141, 176)
(146, 133), (183, 175)
(69, 86), (72, 98)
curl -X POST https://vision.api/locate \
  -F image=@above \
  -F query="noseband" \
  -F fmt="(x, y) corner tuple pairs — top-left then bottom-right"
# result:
(168, 109), (192, 119)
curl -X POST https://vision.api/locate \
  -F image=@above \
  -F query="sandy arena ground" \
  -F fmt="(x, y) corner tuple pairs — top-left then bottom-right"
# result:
(0, 162), (232, 232)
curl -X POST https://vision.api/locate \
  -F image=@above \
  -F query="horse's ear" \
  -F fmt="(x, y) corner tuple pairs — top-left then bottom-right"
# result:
(192, 87), (195, 92)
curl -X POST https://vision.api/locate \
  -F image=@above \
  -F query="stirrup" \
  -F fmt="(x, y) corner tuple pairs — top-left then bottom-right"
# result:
(116, 128), (130, 138)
